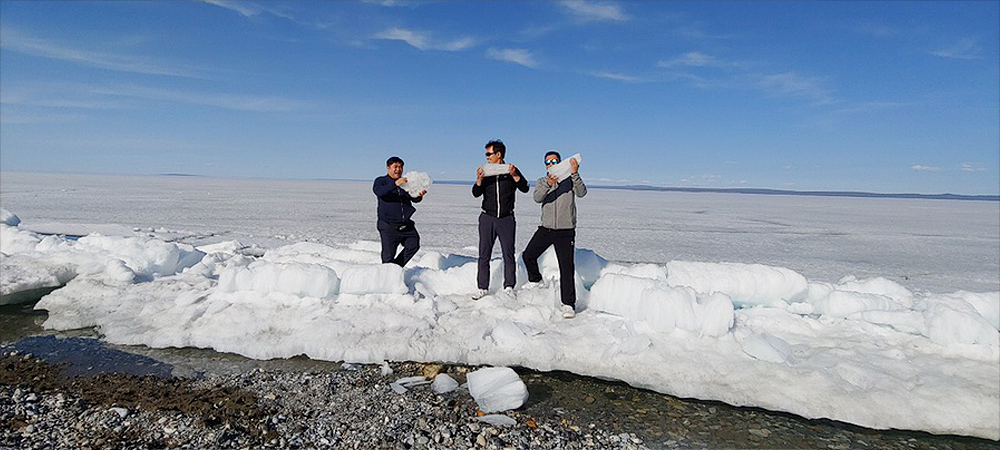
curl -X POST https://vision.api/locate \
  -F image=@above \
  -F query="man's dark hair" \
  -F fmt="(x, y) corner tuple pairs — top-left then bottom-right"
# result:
(545, 151), (561, 161)
(485, 139), (506, 158)
(386, 156), (404, 167)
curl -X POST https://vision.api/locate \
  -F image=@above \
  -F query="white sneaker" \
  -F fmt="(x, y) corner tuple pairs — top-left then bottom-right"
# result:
(561, 304), (576, 319)
(522, 280), (547, 290)
(471, 289), (488, 300)
(502, 286), (516, 298)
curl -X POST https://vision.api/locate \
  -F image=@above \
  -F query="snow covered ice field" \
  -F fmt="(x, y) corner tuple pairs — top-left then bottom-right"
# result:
(1, 171), (998, 440)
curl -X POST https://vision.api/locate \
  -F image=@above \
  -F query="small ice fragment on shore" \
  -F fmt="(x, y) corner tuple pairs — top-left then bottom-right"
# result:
(477, 414), (517, 426)
(431, 373), (459, 393)
(467, 367), (528, 412)
(390, 375), (430, 393)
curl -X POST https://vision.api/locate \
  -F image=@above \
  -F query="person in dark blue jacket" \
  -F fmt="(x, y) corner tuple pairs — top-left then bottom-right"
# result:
(373, 156), (426, 267)
(471, 139), (528, 299)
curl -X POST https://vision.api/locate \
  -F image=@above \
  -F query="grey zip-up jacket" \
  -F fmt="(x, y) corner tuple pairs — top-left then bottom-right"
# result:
(533, 173), (587, 229)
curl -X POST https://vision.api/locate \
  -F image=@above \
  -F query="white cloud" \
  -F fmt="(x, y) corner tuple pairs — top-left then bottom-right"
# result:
(748, 72), (834, 105)
(589, 71), (643, 83)
(680, 174), (722, 186)
(960, 164), (986, 172)
(852, 22), (899, 38)
(486, 48), (539, 69)
(86, 84), (307, 113)
(374, 28), (475, 52)
(559, 0), (629, 23)
(930, 38), (981, 60)
(911, 165), (941, 172)
(0, 29), (206, 78)
(658, 52), (730, 69)
(203, 0), (263, 18)
(835, 101), (911, 115)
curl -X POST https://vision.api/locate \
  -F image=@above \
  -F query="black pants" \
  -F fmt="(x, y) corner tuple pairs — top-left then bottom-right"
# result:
(377, 220), (420, 267)
(522, 226), (576, 307)
(478, 213), (517, 289)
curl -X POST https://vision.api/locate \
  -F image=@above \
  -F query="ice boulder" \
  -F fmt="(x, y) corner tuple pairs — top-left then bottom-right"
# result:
(75, 235), (205, 278)
(1, 222), (42, 254)
(431, 373), (460, 394)
(1, 208), (20, 227)
(216, 260), (340, 299)
(924, 294), (999, 346)
(546, 153), (582, 182)
(401, 171), (432, 197)
(339, 263), (408, 295)
(835, 276), (915, 308)
(589, 272), (735, 336)
(467, 367), (528, 413)
(479, 164), (511, 177)
(811, 289), (908, 318)
(666, 261), (808, 307)
(574, 248), (607, 288)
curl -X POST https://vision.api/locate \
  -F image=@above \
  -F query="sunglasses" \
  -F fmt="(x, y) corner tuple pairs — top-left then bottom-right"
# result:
(485, 151), (496, 157)
(545, 158), (560, 166)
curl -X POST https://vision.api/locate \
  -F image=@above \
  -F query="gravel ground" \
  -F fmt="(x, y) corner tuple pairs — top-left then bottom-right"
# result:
(2, 348), (645, 450)
(1, 340), (997, 450)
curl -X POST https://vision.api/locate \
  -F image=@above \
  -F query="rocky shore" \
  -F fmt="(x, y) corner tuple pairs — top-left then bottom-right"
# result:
(2, 348), (645, 450)
(2, 345), (997, 450)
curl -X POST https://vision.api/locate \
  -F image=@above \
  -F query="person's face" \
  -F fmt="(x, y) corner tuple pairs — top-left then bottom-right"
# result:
(544, 154), (560, 168)
(387, 162), (403, 179)
(485, 146), (502, 164)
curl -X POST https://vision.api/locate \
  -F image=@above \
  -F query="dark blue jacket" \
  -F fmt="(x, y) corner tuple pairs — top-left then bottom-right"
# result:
(374, 175), (422, 225)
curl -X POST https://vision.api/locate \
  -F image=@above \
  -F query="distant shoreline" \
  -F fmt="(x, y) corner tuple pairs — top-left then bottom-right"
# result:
(433, 179), (1000, 202)
(3, 171), (996, 202)
(156, 174), (1000, 202)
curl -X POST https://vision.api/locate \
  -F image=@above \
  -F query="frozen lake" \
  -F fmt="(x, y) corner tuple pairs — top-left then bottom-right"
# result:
(2, 171), (997, 294)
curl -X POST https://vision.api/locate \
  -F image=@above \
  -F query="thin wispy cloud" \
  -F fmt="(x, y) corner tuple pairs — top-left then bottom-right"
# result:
(658, 52), (732, 69)
(960, 164), (986, 172)
(749, 72), (835, 105)
(203, 0), (264, 18)
(374, 28), (475, 51)
(657, 62), (836, 105)
(589, 71), (644, 83)
(362, 0), (415, 7)
(0, 29), (207, 79)
(912, 165), (941, 172)
(930, 38), (981, 60)
(486, 48), (539, 69)
(835, 101), (911, 115)
(559, 0), (629, 23)
(680, 174), (722, 186)
(852, 22), (899, 38)
(89, 85), (308, 113)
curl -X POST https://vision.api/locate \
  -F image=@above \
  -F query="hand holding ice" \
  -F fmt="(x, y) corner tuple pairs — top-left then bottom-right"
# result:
(479, 164), (511, 177)
(467, 367), (528, 413)
(401, 171), (431, 197)
(547, 153), (582, 182)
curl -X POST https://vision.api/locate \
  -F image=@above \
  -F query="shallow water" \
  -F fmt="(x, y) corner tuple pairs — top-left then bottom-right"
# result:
(2, 304), (996, 450)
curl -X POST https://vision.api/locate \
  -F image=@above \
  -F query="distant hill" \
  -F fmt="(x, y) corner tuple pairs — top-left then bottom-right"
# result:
(434, 180), (999, 201)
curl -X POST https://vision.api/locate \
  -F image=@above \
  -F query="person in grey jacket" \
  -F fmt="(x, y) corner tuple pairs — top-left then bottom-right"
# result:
(521, 151), (587, 318)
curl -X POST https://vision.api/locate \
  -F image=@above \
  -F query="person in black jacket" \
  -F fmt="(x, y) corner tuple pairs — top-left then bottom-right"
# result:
(373, 156), (426, 267)
(472, 140), (528, 299)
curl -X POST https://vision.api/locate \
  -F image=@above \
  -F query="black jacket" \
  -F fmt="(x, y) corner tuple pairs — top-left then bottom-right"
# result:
(373, 175), (422, 225)
(472, 170), (529, 218)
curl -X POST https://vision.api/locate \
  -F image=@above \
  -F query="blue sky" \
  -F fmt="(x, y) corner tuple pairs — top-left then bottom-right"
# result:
(1, 1), (997, 195)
